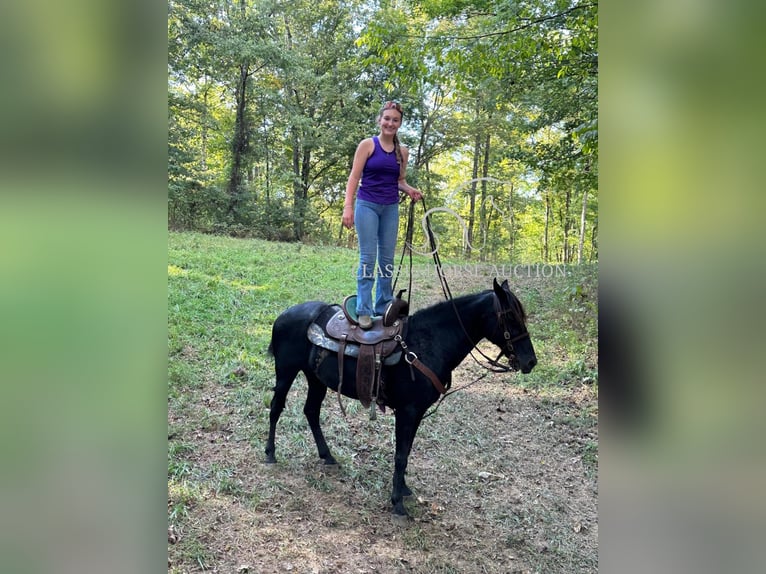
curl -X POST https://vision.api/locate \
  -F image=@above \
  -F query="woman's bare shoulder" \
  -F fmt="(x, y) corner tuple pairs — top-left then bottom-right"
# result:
(356, 137), (375, 156)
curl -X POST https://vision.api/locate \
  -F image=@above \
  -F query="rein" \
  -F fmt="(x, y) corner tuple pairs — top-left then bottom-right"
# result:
(417, 196), (530, 374)
(421, 301), (531, 420)
(421, 370), (490, 420)
(392, 198), (416, 304)
(392, 198), (529, 418)
(393, 197), (531, 416)
(450, 298), (521, 374)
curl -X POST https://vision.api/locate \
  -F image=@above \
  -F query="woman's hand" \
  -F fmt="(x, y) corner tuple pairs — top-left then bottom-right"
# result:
(408, 189), (423, 202)
(342, 205), (354, 229)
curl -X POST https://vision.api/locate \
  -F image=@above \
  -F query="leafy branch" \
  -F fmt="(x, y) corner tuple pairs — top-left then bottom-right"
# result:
(413, 2), (597, 42)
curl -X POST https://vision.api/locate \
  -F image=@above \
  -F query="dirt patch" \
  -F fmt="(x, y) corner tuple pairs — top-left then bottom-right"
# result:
(168, 359), (597, 573)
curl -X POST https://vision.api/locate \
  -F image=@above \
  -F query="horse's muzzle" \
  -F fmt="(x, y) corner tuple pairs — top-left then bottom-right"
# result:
(520, 357), (537, 374)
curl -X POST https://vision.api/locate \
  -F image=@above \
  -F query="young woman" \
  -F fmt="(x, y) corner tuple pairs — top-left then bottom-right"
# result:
(341, 101), (423, 329)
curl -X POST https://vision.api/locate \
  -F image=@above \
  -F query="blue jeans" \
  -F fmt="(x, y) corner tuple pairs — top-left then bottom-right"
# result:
(355, 199), (399, 316)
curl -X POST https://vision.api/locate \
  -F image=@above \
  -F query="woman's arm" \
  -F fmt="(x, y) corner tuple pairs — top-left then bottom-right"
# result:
(342, 138), (373, 229)
(397, 146), (423, 201)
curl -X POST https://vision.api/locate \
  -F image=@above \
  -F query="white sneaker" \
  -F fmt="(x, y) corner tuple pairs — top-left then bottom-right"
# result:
(358, 315), (372, 329)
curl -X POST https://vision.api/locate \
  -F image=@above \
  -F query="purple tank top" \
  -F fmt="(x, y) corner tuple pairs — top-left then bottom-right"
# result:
(357, 136), (400, 205)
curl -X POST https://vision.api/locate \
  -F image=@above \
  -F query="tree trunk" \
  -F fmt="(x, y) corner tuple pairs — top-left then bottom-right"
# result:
(577, 187), (589, 264)
(508, 182), (515, 260)
(466, 130), (481, 258)
(291, 126), (303, 240)
(201, 83), (209, 172)
(479, 133), (491, 261)
(562, 189), (571, 263)
(485, 201), (497, 260)
(543, 190), (550, 262)
(263, 113), (271, 203)
(590, 217), (598, 262)
(417, 111), (429, 169)
(297, 145), (312, 240)
(227, 62), (249, 218)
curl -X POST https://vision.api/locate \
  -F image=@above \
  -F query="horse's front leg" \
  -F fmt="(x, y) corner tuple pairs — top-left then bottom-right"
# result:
(391, 408), (422, 516)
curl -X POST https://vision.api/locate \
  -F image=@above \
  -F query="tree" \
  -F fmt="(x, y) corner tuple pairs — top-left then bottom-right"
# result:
(167, 0), (598, 263)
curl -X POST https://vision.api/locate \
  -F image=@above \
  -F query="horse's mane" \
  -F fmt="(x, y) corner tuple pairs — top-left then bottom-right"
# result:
(410, 288), (527, 325)
(409, 290), (486, 328)
(410, 290), (489, 319)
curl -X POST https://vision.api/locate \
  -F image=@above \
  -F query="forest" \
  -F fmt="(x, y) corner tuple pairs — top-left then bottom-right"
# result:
(168, 0), (597, 263)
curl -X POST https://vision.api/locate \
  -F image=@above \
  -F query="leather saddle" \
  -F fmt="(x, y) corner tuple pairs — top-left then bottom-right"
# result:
(326, 295), (405, 346)
(312, 294), (409, 413)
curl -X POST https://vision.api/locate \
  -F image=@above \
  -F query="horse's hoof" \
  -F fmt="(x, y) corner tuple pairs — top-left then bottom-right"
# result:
(323, 456), (338, 466)
(264, 455), (276, 464)
(391, 511), (410, 525)
(391, 501), (410, 519)
(319, 458), (339, 472)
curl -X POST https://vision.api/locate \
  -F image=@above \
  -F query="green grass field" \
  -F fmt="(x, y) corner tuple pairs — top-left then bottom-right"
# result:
(168, 230), (598, 573)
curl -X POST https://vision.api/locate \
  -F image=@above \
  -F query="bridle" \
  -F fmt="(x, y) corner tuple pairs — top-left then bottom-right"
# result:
(487, 295), (531, 372)
(393, 198), (532, 374)
(437, 287), (531, 375)
(419, 293), (531, 420)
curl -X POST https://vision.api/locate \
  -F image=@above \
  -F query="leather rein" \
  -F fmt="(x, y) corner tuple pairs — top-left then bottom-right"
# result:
(420, 300), (531, 420)
(392, 198), (532, 399)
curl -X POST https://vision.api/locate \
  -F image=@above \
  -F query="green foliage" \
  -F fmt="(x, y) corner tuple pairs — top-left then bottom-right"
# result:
(516, 263), (598, 391)
(168, 0), (597, 261)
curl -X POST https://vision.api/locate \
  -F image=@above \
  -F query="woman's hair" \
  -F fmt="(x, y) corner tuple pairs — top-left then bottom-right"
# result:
(379, 101), (404, 166)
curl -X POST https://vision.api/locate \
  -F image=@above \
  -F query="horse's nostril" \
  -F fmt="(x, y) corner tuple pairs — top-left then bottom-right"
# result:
(529, 358), (537, 368)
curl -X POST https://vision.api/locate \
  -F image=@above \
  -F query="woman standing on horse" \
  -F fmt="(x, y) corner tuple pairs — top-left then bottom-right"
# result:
(342, 101), (423, 330)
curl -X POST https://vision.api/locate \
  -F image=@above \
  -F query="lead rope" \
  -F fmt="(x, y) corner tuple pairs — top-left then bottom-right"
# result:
(392, 198), (416, 306)
(393, 197), (519, 420)
(421, 370), (490, 420)
(419, 197), (515, 373)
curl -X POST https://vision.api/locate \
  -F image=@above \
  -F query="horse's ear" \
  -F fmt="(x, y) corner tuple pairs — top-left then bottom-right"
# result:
(493, 277), (511, 306)
(492, 277), (508, 301)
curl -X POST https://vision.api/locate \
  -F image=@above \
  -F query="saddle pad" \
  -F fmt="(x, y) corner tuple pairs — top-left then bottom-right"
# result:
(307, 323), (402, 366)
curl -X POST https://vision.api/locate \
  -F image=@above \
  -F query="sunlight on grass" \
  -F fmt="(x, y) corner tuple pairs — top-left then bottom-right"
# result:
(167, 230), (598, 574)
(168, 479), (205, 521)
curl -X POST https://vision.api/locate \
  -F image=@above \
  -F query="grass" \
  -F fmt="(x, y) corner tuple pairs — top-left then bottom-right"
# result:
(167, 230), (598, 573)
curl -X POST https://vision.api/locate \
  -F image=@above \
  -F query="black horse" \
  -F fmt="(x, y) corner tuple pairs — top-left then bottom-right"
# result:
(265, 278), (537, 516)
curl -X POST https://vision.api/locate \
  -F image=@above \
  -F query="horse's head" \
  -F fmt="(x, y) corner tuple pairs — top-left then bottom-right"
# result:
(488, 278), (538, 374)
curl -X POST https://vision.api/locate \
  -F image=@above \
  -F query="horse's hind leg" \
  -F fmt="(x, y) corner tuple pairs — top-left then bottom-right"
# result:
(264, 366), (299, 464)
(304, 373), (337, 465)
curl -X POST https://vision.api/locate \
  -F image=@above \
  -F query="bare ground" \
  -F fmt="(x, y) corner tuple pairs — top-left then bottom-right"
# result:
(168, 352), (598, 574)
